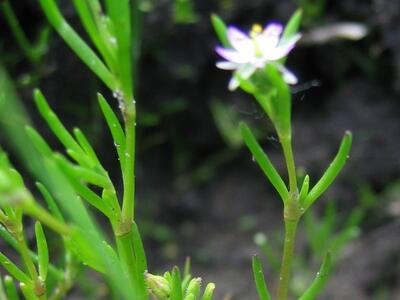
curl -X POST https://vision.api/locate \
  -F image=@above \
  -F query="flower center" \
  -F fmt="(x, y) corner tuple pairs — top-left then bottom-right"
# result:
(250, 24), (263, 57)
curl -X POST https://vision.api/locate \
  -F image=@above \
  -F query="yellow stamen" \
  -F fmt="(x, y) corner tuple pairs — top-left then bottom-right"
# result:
(250, 24), (263, 56)
(250, 23), (263, 38)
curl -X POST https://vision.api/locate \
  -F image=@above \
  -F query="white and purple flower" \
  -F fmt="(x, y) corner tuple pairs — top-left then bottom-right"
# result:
(216, 23), (301, 90)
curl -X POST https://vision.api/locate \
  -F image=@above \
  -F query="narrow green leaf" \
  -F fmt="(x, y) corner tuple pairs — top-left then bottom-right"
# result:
(184, 294), (195, 300)
(4, 276), (20, 300)
(70, 228), (105, 273)
(38, 0), (117, 90)
(279, 9), (302, 65)
(54, 155), (111, 217)
(0, 224), (63, 281)
(299, 252), (332, 300)
(0, 275), (6, 299)
(252, 256), (272, 300)
(171, 267), (183, 300)
(65, 149), (93, 169)
(211, 14), (230, 47)
(103, 0), (133, 99)
(33, 89), (82, 154)
(35, 182), (64, 221)
(264, 65), (291, 137)
(25, 126), (53, 157)
(200, 283), (215, 300)
(253, 233), (280, 272)
(73, 128), (102, 167)
(0, 252), (30, 284)
(35, 222), (49, 281)
(72, 0), (116, 71)
(183, 257), (191, 279)
(240, 123), (289, 202)
(299, 175), (310, 205)
(185, 278), (201, 299)
(98, 93), (126, 168)
(282, 9), (303, 40)
(19, 283), (36, 300)
(131, 222), (147, 275)
(304, 132), (353, 209)
(60, 162), (110, 189)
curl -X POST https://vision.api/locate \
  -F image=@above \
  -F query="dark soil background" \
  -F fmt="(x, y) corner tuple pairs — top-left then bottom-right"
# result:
(1, 0), (400, 299)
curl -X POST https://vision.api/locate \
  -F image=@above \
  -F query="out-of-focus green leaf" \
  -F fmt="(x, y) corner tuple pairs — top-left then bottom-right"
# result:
(282, 9), (303, 40)
(35, 182), (64, 222)
(211, 14), (230, 47)
(280, 9), (302, 64)
(170, 267), (183, 300)
(4, 276), (20, 300)
(200, 283), (215, 300)
(0, 252), (30, 284)
(174, 0), (199, 24)
(38, 0), (117, 90)
(19, 282), (37, 300)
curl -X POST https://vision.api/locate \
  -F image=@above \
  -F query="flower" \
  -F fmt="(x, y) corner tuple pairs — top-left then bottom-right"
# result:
(216, 23), (301, 90)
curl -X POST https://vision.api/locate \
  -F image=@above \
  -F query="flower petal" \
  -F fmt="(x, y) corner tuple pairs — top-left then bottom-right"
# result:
(262, 34), (300, 61)
(277, 65), (298, 84)
(216, 61), (239, 70)
(228, 64), (257, 91)
(238, 64), (257, 79)
(227, 26), (254, 55)
(259, 23), (283, 49)
(228, 77), (240, 91)
(216, 47), (250, 64)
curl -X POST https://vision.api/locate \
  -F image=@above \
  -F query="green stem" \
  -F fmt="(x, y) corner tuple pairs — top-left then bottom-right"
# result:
(116, 233), (135, 282)
(121, 103), (136, 231)
(277, 134), (301, 300)
(277, 219), (298, 300)
(280, 136), (297, 194)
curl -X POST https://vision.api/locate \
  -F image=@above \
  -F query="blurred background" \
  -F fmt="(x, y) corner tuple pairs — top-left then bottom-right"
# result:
(0, 0), (400, 299)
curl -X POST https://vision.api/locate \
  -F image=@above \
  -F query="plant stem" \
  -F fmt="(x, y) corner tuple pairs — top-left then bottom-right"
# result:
(280, 136), (297, 194)
(277, 219), (299, 300)
(121, 103), (136, 232)
(277, 134), (300, 300)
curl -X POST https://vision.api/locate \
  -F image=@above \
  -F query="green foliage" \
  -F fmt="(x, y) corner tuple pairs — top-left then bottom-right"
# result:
(146, 261), (215, 300)
(174, 0), (199, 24)
(0, 0), (50, 64)
(252, 256), (272, 300)
(240, 123), (289, 203)
(210, 100), (243, 149)
(302, 132), (353, 210)
(298, 253), (331, 300)
(211, 14), (230, 47)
